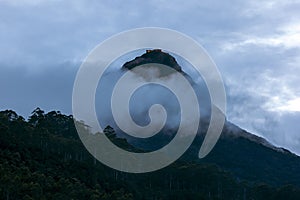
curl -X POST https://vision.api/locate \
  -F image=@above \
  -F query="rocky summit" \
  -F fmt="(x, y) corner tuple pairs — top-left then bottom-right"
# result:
(122, 49), (183, 72)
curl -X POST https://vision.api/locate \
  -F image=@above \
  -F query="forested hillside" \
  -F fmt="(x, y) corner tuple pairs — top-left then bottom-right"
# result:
(1, 108), (300, 200)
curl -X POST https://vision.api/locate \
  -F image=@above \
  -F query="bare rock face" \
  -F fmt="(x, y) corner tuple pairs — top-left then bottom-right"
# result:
(122, 49), (183, 72)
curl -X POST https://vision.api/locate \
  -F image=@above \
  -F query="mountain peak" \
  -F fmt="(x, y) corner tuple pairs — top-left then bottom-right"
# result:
(122, 49), (183, 72)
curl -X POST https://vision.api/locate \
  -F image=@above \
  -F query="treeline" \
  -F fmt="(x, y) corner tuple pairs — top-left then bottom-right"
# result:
(0, 108), (300, 199)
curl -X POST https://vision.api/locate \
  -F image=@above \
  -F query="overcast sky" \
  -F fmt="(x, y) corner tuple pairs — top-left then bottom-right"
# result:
(1, 0), (300, 154)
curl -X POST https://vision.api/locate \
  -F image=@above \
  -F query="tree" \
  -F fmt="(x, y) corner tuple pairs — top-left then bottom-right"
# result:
(28, 108), (45, 126)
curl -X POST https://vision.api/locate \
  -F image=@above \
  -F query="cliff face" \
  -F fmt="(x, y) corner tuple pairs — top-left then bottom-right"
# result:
(122, 49), (183, 72)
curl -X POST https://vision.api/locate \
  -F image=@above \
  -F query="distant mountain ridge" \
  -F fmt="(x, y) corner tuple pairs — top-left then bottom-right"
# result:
(222, 121), (292, 154)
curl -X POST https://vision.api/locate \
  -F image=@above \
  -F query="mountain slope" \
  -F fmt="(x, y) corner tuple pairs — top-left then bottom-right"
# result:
(187, 121), (300, 187)
(119, 49), (300, 187)
(1, 109), (300, 199)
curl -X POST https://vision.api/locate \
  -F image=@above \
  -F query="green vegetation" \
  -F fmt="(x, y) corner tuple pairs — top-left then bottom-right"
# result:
(1, 108), (300, 199)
